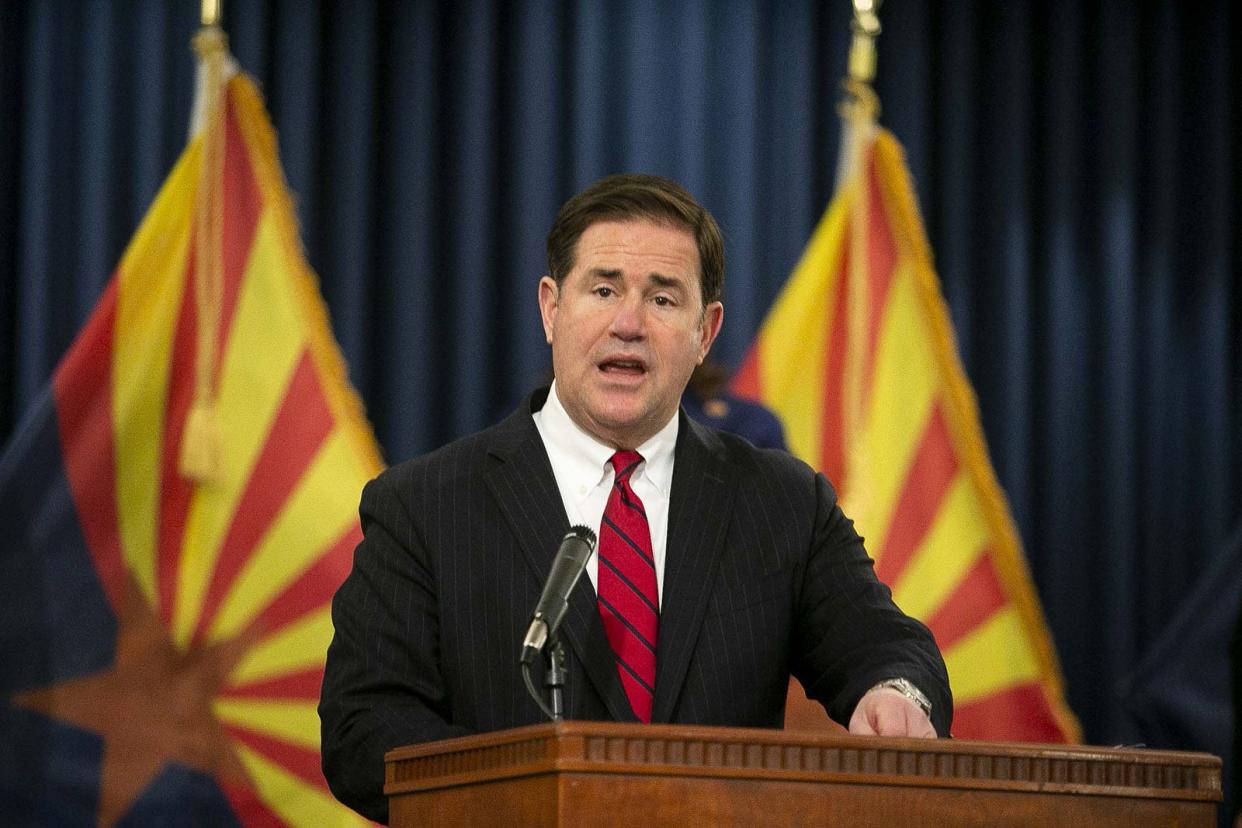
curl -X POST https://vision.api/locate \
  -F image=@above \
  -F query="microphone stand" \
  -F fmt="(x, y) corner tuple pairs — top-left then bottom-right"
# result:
(520, 635), (566, 722)
(545, 637), (567, 721)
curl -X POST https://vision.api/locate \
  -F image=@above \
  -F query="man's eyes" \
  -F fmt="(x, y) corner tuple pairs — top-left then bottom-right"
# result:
(589, 286), (678, 307)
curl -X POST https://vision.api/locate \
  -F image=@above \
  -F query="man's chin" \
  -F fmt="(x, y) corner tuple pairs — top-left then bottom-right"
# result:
(589, 391), (650, 420)
(581, 400), (667, 446)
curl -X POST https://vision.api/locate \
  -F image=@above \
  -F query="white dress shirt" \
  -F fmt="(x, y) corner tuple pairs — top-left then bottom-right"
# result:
(532, 381), (676, 609)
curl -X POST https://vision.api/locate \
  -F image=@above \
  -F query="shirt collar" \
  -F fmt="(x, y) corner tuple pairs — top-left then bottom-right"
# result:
(542, 380), (679, 496)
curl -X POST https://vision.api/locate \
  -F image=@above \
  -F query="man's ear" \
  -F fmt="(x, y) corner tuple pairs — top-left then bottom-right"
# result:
(538, 276), (559, 344)
(697, 301), (724, 362)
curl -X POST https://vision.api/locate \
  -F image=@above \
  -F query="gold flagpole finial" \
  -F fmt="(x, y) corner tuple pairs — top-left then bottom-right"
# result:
(843, 0), (882, 122)
(194, 0), (227, 58)
(201, 0), (221, 28)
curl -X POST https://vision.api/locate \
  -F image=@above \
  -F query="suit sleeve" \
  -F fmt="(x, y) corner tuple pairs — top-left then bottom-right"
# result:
(319, 471), (471, 824)
(790, 471), (953, 736)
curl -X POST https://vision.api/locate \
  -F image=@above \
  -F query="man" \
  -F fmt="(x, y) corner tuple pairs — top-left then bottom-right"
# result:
(319, 174), (951, 823)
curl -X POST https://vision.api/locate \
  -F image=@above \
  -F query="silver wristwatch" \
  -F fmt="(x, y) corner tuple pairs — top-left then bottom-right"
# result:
(871, 677), (932, 719)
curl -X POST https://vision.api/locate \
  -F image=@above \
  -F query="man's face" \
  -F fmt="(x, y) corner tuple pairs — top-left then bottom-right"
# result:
(539, 219), (724, 448)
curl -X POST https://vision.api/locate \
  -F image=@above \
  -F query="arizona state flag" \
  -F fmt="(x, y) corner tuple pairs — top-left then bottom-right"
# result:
(0, 32), (379, 826)
(734, 118), (1080, 742)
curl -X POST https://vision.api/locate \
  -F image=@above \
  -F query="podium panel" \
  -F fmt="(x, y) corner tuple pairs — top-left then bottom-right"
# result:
(385, 721), (1220, 826)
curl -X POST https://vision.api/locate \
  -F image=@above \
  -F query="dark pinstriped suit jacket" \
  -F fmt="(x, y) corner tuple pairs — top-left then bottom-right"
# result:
(320, 388), (951, 823)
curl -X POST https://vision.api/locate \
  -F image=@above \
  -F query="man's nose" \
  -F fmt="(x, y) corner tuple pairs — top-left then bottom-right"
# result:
(609, 296), (646, 339)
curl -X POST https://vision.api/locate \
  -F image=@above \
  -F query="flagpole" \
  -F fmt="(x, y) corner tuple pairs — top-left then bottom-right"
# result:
(839, 0), (881, 521)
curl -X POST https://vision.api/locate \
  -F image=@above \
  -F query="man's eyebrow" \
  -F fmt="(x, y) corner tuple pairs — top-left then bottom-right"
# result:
(584, 268), (687, 292)
(648, 273), (687, 291)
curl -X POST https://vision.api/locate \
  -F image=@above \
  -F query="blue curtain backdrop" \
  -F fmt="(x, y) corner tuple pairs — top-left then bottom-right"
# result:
(1, 0), (1238, 752)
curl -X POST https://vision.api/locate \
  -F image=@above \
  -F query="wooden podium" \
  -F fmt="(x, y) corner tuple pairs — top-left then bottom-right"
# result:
(385, 721), (1220, 826)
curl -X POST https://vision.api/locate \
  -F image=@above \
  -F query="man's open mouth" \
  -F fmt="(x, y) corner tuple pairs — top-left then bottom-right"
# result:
(598, 358), (646, 376)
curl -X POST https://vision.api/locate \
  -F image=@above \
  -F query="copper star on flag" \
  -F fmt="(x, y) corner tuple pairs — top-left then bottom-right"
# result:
(14, 577), (255, 826)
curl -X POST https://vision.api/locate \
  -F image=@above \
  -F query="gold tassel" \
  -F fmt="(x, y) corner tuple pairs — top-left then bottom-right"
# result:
(180, 24), (228, 485)
(179, 399), (222, 482)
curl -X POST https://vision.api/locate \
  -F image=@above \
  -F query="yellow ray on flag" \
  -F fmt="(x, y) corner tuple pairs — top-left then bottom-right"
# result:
(233, 745), (370, 828)
(215, 699), (322, 750)
(734, 105), (1079, 742)
(112, 142), (199, 607)
(944, 607), (1043, 703)
(229, 607), (338, 689)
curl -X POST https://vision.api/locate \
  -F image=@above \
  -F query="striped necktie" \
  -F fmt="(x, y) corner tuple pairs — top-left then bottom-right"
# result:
(597, 450), (658, 722)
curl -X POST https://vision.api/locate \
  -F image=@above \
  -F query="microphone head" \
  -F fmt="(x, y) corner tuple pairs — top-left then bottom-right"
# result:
(566, 524), (597, 549)
(520, 524), (598, 664)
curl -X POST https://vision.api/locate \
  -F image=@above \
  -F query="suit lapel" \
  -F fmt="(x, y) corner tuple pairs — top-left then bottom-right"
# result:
(482, 393), (635, 722)
(651, 414), (736, 723)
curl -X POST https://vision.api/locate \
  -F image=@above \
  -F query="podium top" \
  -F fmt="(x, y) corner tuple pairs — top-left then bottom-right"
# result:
(386, 720), (1221, 804)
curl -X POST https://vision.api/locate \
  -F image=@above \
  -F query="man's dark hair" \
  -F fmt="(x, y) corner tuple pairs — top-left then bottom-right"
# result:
(546, 174), (724, 307)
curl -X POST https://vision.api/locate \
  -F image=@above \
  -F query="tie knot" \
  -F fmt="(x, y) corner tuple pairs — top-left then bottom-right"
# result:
(610, 450), (643, 483)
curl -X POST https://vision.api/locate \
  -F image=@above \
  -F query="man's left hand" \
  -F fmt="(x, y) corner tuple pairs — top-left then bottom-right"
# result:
(847, 687), (937, 738)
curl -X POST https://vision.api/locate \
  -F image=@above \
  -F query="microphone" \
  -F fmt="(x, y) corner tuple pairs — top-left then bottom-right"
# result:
(519, 525), (597, 666)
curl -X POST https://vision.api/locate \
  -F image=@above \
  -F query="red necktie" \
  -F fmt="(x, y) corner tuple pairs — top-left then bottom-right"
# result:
(598, 450), (658, 722)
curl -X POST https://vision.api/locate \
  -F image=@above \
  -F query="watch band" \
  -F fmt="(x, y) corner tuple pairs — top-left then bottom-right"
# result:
(872, 677), (932, 719)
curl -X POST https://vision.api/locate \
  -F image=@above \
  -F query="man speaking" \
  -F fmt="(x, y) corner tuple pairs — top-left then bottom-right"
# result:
(319, 174), (951, 823)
